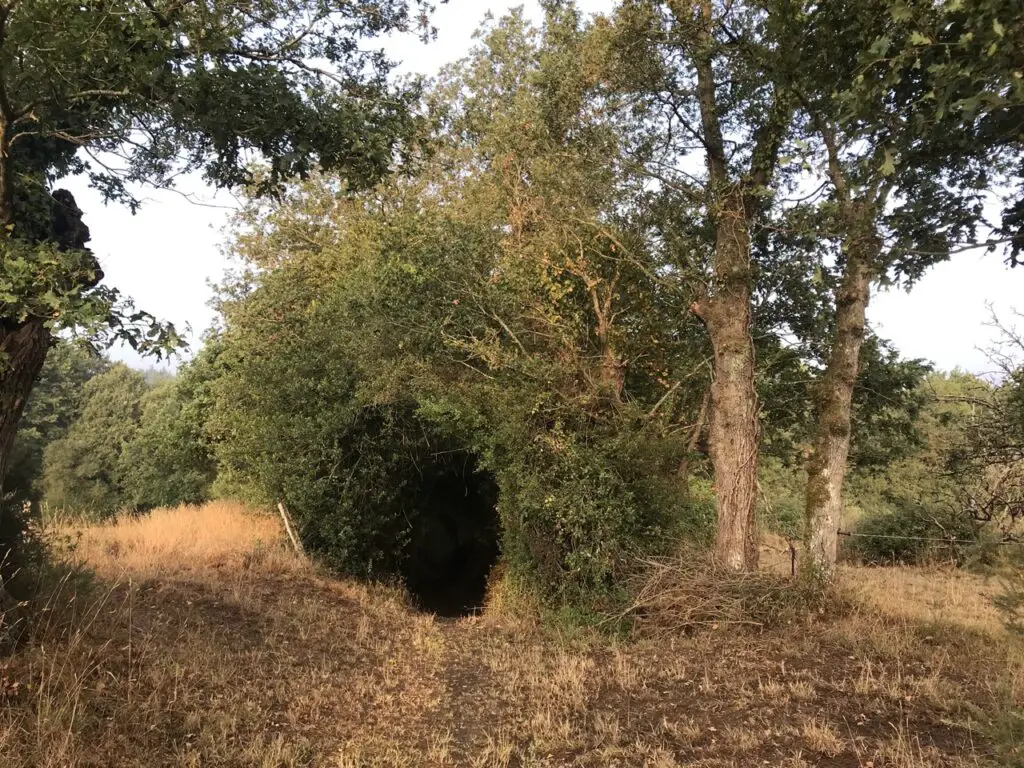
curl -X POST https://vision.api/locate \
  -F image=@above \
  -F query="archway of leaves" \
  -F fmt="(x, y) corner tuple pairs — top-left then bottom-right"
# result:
(399, 451), (501, 616)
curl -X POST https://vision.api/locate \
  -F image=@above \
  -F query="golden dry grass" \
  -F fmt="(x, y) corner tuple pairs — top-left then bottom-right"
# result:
(848, 563), (1006, 636)
(0, 503), (1020, 767)
(55, 501), (298, 578)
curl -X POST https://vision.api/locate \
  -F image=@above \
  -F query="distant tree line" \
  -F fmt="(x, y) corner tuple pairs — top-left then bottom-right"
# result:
(6, 340), (216, 521)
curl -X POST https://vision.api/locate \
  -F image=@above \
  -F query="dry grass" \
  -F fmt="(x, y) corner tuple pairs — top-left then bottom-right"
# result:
(0, 503), (1020, 767)
(55, 501), (298, 578)
(849, 563), (1006, 635)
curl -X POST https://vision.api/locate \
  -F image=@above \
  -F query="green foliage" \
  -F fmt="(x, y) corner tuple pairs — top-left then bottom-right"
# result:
(41, 364), (148, 519)
(758, 457), (805, 541)
(1, 340), (106, 594)
(844, 504), (977, 566)
(118, 379), (216, 511)
(0, 0), (434, 203)
(203, 2), (1017, 605)
(205, 7), (718, 607)
(849, 339), (932, 471)
(842, 371), (993, 565)
(6, 340), (108, 502)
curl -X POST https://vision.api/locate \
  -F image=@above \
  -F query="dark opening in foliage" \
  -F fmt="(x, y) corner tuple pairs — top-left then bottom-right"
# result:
(401, 454), (500, 617)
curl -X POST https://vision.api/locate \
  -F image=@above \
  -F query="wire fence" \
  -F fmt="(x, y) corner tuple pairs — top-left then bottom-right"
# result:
(765, 529), (1023, 576)
(836, 530), (1022, 546)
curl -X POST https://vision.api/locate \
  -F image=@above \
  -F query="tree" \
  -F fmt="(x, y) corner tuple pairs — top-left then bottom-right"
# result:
(606, 0), (798, 569)
(840, 0), (1023, 263)
(0, 0), (438, 497)
(787, 0), (1007, 576)
(41, 364), (147, 518)
(4, 339), (108, 502)
(118, 346), (219, 510)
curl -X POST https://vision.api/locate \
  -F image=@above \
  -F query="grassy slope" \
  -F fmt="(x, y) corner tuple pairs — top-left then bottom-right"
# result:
(0, 502), (1021, 767)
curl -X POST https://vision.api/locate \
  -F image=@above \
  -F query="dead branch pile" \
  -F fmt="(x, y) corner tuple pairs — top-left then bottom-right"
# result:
(617, 548), (802, 638)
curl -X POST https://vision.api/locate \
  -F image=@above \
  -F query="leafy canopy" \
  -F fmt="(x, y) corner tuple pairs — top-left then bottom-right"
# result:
(0, 0), (439, 349)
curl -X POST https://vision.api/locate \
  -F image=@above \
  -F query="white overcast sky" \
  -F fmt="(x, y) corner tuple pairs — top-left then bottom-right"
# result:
(61, 0), (1021, 375)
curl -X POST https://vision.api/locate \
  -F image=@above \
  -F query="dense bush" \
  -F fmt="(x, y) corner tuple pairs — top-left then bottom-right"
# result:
(843, 503), (978, 565)
(210, 214), (701, 603)
(202, 9), (718, 608)
(486, 410), (692, 601)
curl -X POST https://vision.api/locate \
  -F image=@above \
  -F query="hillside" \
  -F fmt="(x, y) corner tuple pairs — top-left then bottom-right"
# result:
(0, 503), (1019, 767)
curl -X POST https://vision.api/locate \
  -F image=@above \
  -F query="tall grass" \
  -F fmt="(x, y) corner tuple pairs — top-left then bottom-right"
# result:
(56, 501), (297, 577)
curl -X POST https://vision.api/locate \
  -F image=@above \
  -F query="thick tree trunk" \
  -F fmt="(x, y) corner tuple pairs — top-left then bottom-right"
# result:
(0, 320), (50, 490)
(804, 229), (877, 577)
(673, 0), (788, 571)
(697, 190), (760, 571)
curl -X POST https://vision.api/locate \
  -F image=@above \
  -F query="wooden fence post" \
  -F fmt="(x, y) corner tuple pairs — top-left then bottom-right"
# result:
(277, 501), (305, 556)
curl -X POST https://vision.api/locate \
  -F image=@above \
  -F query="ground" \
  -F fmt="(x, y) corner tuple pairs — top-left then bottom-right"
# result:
(0, 503), (1021, 767)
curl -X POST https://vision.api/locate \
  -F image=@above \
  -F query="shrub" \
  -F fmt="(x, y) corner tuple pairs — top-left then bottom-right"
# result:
(490, 412), (690, 604)
(844, 502), (977, 565)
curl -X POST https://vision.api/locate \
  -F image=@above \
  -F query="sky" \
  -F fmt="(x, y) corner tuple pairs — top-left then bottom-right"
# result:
(60, 0), (1021, 376)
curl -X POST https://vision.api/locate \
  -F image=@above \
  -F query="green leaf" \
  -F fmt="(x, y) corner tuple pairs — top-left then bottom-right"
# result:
(909, 31), (932, 46)
(880, 147), (896, 177)
(870, 35), (892, 56)
(993, 19), (1006, 38)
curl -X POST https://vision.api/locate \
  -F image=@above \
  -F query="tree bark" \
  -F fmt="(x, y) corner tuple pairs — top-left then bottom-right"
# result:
(681, 0), (789, 571)
(804, 220), (878, 577)
(696, 188), (761, 571)
(0, 320), (50, 487)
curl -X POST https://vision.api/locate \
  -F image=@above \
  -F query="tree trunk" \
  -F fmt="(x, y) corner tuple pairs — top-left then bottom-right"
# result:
(804, 226), (877, 577)
(697, 189), (760, 571)
(0, 320), (50, 489)
(672, 0), (788, 571)
(0, 190), (92, 490)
